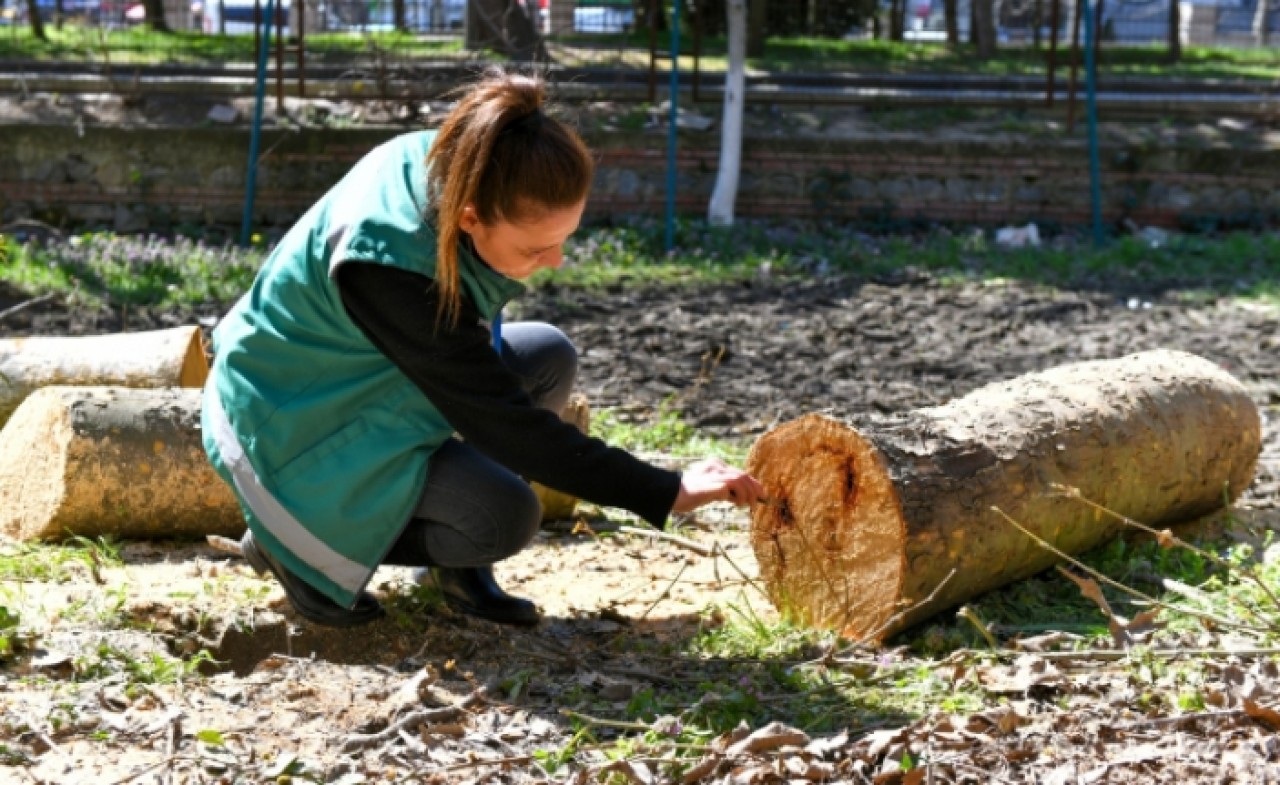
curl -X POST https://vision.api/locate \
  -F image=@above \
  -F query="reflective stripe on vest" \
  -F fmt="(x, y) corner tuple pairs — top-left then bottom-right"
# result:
(205, 387), (371, 595)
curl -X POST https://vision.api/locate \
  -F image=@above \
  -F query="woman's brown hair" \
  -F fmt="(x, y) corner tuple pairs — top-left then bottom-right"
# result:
(426, 68), (594, 326)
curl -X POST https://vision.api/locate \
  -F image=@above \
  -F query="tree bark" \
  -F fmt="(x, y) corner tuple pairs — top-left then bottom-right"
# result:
(944, 0), (958, 46)
(1168, 0), (1181, 63)
(466, 0), (547, 60)
(746, 350), (1261, 643)
(142, 0), (170, 31)
(746, 0), (766, 57)
(974, 0), (997, 57)
(0, 387), (243, 543)
(0, 385), (592, 543)
(0, 326), (209, 427)
(25, 0), (47, 40)
(1253, 0), (1271, 46)
(708, 0), (745, 226)
(889, 0), (904, 40)
(394, 0), (407, 31)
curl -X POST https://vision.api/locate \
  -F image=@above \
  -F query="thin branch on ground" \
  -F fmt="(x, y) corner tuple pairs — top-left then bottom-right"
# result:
(1022, 647), (1280, 662)
(594, 556), (693, 654)
(619, 525), (715, 557)
(560, 708), (653, 732)
(205, 534), (243, 557)
(0, 292), (56, 322)
(852, 568), (958, 652)
(340, 688), (485, 754)
(711, 541), (771, 601)
(1052, 483), (1280, 613)
(992, 506), (1277, 636)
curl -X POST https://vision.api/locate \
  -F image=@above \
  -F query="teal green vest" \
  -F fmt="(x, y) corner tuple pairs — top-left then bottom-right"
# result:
(202, 131), (525, 608)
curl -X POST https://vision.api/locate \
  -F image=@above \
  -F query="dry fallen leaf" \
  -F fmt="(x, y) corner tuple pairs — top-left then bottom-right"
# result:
(1243, 698), (1280, 731)
(725, 721), (810, 755)
(1057, 567), (1163, 648)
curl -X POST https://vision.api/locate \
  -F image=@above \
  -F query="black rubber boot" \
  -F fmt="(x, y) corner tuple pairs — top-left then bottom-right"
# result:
(429, 566), (541, 627)
(241, 530), (385, 628)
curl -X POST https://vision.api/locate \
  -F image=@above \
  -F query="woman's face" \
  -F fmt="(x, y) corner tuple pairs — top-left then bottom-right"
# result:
(460, 200), (586, 280)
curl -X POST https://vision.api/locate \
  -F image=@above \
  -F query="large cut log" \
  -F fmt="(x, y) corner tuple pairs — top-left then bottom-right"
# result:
(0, 326), (209, 427)
(531, 393), (590, 521)
(0, 385), (595, 542)
(746, 349), (1261, 643)
(0, 386), (242, 542)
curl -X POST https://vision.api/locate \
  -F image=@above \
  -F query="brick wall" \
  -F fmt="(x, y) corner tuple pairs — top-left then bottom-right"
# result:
(1, 124), (1277, 233)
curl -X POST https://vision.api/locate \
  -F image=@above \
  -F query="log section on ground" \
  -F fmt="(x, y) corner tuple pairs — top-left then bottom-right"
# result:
(746, 349), (1261, 643)
(0, 386), (242, 542)
(530, 393), (590, 521)
(0, 326), (209, 426)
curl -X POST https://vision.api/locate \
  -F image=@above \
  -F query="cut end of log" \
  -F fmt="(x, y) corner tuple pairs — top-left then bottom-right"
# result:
(0, 385), (242, 542)
(746, 413), (906, 642)
(179, 326), (211, 388)
(0, 387), (75, 541)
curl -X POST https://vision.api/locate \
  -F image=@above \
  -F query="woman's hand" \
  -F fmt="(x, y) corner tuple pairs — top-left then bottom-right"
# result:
(672, 458), (765, 513)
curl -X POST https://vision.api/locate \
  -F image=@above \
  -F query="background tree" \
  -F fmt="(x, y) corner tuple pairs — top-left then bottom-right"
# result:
(24, 0), (47, 40)
(466, 0), (546, 60)
(1167, 0), (1181, 62)
(142, 0), (170, 31)
(974, 0), (998, 56)
(395, 0), (407, 32)
(709, 0), (746, 226)
(746, 0), (765, 57)
(1253, 0), (1271, 46)
(889, 0), (905, 40)
(944, 0), (959, 46)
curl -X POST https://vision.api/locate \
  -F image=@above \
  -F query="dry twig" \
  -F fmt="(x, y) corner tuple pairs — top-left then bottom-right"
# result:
(0, 292), (56, 322)
(339, 688), (485, 753)
(1052, 483), (1280, 614)
(993, 506), (1277, 636)
(619, 525), (714, 557)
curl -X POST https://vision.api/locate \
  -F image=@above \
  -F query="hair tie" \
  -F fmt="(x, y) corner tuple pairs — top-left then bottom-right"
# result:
(507, 108), (545, 133)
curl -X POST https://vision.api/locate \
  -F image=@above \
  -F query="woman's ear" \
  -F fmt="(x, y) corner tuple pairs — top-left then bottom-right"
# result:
(459, 204), (482, 234)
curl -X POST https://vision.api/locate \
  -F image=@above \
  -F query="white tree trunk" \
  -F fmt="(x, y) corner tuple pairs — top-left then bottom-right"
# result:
(1254, 0), (1271, 46)
(708, 0), (747, 227)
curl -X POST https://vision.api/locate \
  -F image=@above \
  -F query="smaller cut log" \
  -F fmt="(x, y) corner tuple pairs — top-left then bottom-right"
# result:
(0, 326), (209, 427)
(0, 386), (243, 542)
(747, 349), (1261, 643)
(531, 393), (590, 521)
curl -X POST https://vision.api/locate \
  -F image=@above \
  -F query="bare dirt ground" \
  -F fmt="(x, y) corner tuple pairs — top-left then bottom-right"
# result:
(4, 265), (1280, 783)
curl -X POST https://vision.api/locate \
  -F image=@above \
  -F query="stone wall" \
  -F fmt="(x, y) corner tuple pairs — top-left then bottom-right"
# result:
(1, 124), (1277, 233)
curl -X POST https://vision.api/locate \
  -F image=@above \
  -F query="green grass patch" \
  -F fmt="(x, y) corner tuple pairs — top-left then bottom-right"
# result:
(0, 22), (472, 64)
(903, 522), (1280, 655)
(0, 231), (264, 308)
(590, 401), (748, 464)
(3, 21), (1276, 80)
(0, 537), (122, 584)
(6, 223), (1278, 311)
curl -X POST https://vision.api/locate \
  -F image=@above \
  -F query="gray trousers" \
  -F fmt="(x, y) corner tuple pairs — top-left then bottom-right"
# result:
(383, 322), (577, 568)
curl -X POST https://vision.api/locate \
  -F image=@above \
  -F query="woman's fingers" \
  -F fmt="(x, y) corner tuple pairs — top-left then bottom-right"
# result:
(675, 458), (763, 511)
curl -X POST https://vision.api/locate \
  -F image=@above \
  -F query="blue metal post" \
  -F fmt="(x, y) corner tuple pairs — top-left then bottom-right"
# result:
(664, 0), (681, 253)
(1082, 0), (1104, 246)
(240, 0), (275, 248)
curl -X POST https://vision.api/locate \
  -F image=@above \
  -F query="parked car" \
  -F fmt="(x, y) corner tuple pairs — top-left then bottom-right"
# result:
(2, 0), (117, 25)
(574, 0), (633, 33)
(200, 0), (292, 34)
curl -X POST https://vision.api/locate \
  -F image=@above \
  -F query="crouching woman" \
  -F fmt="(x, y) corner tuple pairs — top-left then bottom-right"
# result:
(202, 69), (762, 629)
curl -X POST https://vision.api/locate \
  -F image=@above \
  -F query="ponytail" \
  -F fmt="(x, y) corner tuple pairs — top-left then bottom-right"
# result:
(426, 68), (595, 327)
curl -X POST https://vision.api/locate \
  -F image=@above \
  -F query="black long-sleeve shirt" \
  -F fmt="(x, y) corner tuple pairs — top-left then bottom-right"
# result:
(336, 261), (681, 528)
